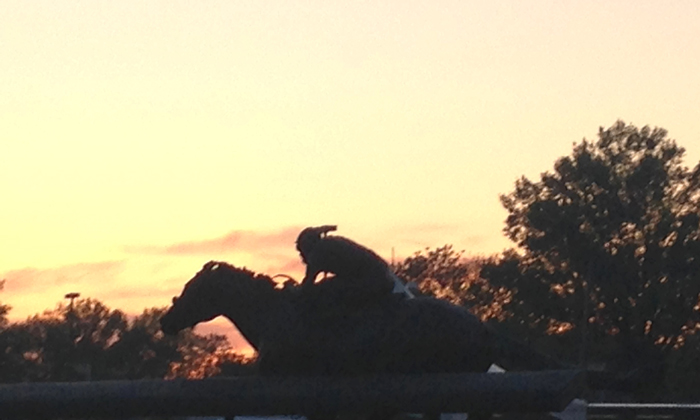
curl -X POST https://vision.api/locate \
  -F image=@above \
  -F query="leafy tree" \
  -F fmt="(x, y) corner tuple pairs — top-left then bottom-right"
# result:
(0, 298), (243, 382)
(105, 307), (183, 380)
(110, 306), (252, 379)
(394, 245), (473, 304)
(0, 280), (21, 379)
(663, 330), (700, 401)
(217, 353), (257, 376)
(0, 280), (10, 328)
(5, 298), (129, 381)
(167, 332), (248, 379)
(478, 121), (700, 377)
(393, 246), (509, 320)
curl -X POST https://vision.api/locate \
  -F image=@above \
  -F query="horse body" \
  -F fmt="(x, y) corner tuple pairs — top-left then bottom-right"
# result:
(160, 261), (503, 377)
(258, 297), (496, 376)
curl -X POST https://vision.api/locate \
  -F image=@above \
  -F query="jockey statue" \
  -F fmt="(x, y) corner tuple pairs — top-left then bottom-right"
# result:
(295, 225), (412, 314)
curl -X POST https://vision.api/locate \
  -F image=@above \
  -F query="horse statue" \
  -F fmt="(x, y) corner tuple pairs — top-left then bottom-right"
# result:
(159, 261), (524, 376)
(160, 261), (656, 419)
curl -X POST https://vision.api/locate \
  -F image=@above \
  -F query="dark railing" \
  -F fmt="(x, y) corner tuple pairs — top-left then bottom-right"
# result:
(0, 370), (583, 419)
(588, 402), (700, 419)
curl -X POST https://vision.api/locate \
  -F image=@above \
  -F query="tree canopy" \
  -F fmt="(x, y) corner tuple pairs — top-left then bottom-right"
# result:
(393, 246), (509, 321)
(396, 122), (700, 400)
(474, 121), (700, 397)
(0, 280), (10, 329)
(0, 297), (248, 383)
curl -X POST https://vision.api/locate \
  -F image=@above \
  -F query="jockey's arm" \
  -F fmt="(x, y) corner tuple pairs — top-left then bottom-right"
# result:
(301, 260), (322, 289)
(300, 239), (338, 289)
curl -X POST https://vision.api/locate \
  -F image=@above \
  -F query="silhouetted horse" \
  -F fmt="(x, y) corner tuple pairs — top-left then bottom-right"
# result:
(160, 261), (507, 376)
(159, 261), (654, 418)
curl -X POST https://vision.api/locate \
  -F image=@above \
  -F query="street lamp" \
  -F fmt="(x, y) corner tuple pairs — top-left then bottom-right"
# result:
(64, 292), (80, 311)
(63, 292), (88, 380)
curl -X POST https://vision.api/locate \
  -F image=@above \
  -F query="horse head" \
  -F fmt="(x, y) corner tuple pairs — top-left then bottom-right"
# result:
(160, 261), (230, 335)
(160, 261), (277, 337)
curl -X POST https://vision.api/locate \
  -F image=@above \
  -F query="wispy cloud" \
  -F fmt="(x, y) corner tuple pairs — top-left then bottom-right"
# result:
(2, 261), (125, 295)
(121, 227), (307, 280)
(106, 284), (183, 301)
(1, 261), (127, 320)
(125, 227), (302, 256)
(381, 223), (490, 253)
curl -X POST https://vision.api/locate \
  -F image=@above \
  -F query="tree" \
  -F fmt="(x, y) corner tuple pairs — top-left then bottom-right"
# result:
(0, 298), (242, 382)
(3, 298), (129, 382)
(0, 280), (10, 328)
(479, 121), (700, 377)
(109, 306), (252, 379)
(167, 332), (245, 379)
(393, 246), (508, 321)
(394, 245), (472, 305)
(0, 280), (21, 380)
(104, 307), (183, 380)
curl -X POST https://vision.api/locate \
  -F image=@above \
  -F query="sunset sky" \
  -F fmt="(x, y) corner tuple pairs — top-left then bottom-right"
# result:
(2, 1), (700, 350)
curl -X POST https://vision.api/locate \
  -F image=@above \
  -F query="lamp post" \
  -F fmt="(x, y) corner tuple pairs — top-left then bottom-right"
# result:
(63, 292), (85, 380)
(64, 292), (80, 312)
(64, 292), (80, 334)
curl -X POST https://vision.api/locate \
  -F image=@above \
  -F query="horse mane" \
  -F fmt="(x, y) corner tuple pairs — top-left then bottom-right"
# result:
(203, 260), (279, 292)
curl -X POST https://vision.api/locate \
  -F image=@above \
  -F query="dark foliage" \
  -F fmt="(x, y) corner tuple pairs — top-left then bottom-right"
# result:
(393, 246), (509, 321)
(474, 121), (700, 399)
(0, 296), (247, 383)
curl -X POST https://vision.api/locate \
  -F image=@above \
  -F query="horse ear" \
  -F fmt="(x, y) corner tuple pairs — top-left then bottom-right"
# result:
(203, 261), (221, 271)
(319, 225), (337, 235)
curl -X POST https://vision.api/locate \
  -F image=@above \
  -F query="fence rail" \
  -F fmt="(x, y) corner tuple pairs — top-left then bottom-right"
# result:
(0, 370), (583, 419)
(588, 403), (700, 419)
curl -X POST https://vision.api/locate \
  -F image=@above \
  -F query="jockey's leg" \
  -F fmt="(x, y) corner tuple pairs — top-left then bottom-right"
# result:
(338, 272), (395, 308)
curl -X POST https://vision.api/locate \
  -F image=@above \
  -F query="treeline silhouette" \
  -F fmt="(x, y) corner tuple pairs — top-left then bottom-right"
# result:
(0, 291), (253, 382)
(395, 121), (700, 402)
(1, 121), (698, 402)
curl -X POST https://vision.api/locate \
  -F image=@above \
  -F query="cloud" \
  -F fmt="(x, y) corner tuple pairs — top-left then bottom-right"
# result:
(2, 261), (125, 295)
(459, 234), (487, 247)
(106, 284), (183, 301)
(1, 261), (127, 320)
(125, 227), (302, 256)
(122, 226), (307, 280)
(383, 223), (461, 244)
(368, 223), (492, 260)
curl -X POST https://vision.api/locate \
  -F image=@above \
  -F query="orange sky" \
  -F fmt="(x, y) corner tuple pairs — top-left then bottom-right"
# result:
(2, 1), (700, 350)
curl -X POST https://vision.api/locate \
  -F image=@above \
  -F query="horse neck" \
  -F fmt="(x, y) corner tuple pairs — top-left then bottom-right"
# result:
(216, 274), (291, 351)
